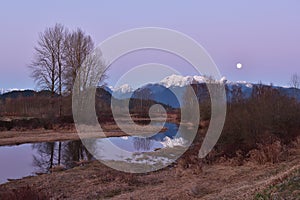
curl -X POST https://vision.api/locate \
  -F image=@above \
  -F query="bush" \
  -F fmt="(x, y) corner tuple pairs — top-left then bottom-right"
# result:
(247, 140), (284, 164)
(196, 84), (300, 163)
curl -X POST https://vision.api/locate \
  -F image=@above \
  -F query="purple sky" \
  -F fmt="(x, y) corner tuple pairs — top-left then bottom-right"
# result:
(0, 0), (300, 89)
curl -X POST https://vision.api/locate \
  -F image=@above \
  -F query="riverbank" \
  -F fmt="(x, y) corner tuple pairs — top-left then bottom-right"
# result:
(0, 142), (299, 199)
(0, 115), (299, 199)
(0, 122), (170, 146)
(0, 115), (175, 146)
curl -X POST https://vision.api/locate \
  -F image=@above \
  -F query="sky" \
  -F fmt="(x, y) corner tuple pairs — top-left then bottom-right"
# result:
(0, 0), (300, 89)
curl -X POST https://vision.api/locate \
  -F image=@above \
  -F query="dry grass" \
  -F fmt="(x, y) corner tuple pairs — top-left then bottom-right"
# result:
(247, 140), (286, 165)
(0, 185), (49, 200)
(0, 140), (299, 199)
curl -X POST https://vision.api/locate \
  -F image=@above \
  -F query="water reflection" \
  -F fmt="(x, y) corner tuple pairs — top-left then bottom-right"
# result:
(149, 123), (178, 141)
(98, 123), (179, 153)
(0, 122), (195, 183)
(31, 123), (185, 170)
(133, 137), (153, 151)
(32, 140), (93, 173)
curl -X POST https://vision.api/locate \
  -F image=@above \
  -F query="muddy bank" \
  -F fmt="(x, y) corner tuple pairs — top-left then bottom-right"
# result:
(0, 124), (168, 147)
(0, 114), (178, 132)
(0, 116), (171, 146)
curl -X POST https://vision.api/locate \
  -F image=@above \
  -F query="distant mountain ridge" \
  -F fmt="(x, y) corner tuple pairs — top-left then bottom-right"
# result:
(159, 74), (226, 88)
(0, 90), (57, 99)
(1, 75), (300, 108)
(0, 88), (24, 95)
(109, 74), (300, 108)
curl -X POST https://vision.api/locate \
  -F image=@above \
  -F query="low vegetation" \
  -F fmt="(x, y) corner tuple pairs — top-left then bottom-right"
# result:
(255, 169), (300, 199)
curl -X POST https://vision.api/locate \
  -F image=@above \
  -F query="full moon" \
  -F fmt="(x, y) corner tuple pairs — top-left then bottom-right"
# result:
(236, 63), (243, 69)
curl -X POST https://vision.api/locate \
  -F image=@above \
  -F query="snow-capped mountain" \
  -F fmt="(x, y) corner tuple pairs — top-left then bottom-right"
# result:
(159, 75), (198, 88)
(0, 88), (24, 95)
(159, 74), (228, 88)
(107, 74), (257, 107)
(110, 84), (134, 99)
(105, 74), (300, 108)
(110, 84), (133, 93)
(226, 81), (253, 89)
(0, 89), (5, 95)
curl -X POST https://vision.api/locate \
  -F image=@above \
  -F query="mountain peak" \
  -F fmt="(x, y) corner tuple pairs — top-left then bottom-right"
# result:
(160, 74), (198, 88)
(159, 74), (228, 88)
(110, 84), (134, 93)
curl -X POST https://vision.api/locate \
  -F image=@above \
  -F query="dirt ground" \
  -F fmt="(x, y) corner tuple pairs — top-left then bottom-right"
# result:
(0, 136), (299, 199)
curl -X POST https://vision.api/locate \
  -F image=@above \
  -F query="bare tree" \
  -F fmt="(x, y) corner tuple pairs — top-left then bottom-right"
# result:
(53, 24), (66, 96)
(76, 48), (107, 90)
(29, 24), (67, 117)
(290, 73), (300, 89)
(72, 48), (108, 123)
(30, 24), (108, 120)
(29, 24), (66, 94)
(30, 24), (105, 95)
(63, 29), (94, 92)
(30, 27), (58, 93)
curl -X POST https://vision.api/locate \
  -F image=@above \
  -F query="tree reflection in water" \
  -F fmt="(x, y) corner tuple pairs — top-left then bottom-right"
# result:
(32, 140), (93, 173)
(133, 137), (153, 151)
(32, 142), (56, 172)
(31, 123), (187, 173)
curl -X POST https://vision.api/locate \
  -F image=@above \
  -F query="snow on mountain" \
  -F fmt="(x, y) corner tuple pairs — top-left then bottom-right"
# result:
(104, 74), (300, 108)
(226, 80), (253, 88)
(110, 84), (133, 93)
(0, 88), (24, 95)
(110, 84), (134, 99)
(159, 74), (231, 88)
(108, 75), (254, 100)
(159, 75), (196, 88)
(107, 75), (254, 96)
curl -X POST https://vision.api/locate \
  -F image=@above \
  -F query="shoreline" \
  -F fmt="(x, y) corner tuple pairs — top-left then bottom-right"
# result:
(0, 121), (170, 147)
(0, 145), (299, 199)
(0, 116), (299, 199)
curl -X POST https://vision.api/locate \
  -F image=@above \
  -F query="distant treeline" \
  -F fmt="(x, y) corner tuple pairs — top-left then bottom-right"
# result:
(0, 87), (175, 130)
(1, 82), (300, 166)
(0, 90), (70, 118)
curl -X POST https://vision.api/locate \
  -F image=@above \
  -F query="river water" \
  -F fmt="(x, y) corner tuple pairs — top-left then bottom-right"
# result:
(0, 122), (189, 184)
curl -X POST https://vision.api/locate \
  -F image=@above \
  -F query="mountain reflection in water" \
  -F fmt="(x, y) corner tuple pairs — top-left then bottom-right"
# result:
(0, 122), (192, 184)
